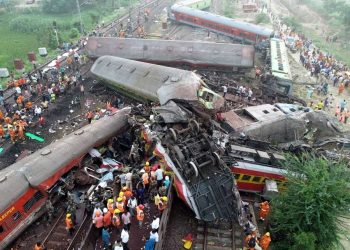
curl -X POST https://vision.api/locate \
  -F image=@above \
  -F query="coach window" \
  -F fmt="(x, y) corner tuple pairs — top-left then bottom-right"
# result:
(241, 175), (251, 181)
(234, 174), (241, 180)
(252, 176), (262, 183)
(12, 211), (22, 221)
(0, 225), (4, 233)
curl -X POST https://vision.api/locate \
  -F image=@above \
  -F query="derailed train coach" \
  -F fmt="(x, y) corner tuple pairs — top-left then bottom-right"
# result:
(90, 55), (225, 112)
(86, 37), (255, 72)
(0, 109), (130, 249)
(170, 4), (274, 44)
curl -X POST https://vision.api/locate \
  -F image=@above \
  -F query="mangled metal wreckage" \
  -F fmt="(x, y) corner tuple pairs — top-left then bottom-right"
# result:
(91, 56), (243, 222)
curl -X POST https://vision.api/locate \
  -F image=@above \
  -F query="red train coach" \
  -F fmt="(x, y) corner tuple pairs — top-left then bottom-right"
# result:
(170, 4), (274, 44)
(0, 108), (130, 249)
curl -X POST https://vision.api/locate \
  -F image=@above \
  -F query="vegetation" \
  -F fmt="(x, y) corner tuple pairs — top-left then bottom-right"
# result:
(255, 13), (269, 24)
(282, 16), (302, 32)
(223, 0), (234, 18)
(270, 154), (350, 250)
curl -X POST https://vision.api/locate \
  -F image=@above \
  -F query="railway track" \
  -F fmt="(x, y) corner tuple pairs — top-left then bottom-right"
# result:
(194, 221), (244, 250)
(41, 207), (90, 250)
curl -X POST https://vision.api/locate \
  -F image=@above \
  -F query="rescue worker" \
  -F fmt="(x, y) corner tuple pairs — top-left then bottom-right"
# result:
(144, 161), (150, 173)
(0, 124), (4, 138)
(158, 196), (168, 213)
(123, 186), (133, 200)
(65, 213), (74, 236)
(34, 242), (44, 250)
(259, 201), (270, 222)
(136, 204), (145, 227)
(245, 232), (259, 250)
(8, 125), (16, 143)
(17, 124), (25, 140)
(86, 110), (93, 124)
(103, 207), (112, 227)
(4, 116), (12, 125)
(16, 95), (24, 109)
(112, 209), (121, 229)
(116, 197), (125, 213)
(107, 199), (114, 214)
(38, 115), (45, 128)
(119, 191), (126, 204)
(93, 210), (104, 234)
(0, 110), (3, 121)
(259, 232), (271, 250)
(154, 193), (160, 208)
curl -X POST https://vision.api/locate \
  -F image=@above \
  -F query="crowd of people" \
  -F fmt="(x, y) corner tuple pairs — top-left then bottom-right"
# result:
(62, 157), (171, 250)
(272, 12), (350, 125)
(0, 51), (86, 144)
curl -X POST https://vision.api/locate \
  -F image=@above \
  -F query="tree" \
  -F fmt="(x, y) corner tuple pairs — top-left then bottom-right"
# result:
(42, 0), (76, 14)
(270, 154), (350, 249)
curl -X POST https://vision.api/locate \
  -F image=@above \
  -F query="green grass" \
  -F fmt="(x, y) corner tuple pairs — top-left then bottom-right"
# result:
(0, 0), (139, 87)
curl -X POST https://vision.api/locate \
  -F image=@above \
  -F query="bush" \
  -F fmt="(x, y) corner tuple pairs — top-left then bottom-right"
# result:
(69, 28), (79, 38)
(42, 0), (76, 14)
(255, 13), (269, 24)
(283, 16), (302, 31)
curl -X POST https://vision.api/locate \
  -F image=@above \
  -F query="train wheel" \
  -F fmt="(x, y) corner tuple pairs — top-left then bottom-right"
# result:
(189, 120), (200, 134)
(213, 152), (221, 165)
(169, 128), (177, 142)
(189, 161), (199, 177)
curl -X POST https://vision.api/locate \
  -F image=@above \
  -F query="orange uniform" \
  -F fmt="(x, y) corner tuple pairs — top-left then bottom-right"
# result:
(65, 217), (74, 229)
(8, 127), (16, 142)
(4, 117), (12, 124)
(103, 211), (112, 227)
(338, 83), (345, 95)
(34, 243), (43, 250)
(17, 125), (25, 140)
(259, 201), (270, 221)
(0, 110), (3, 121)
(259, 233), (271, 250)
(0, 125), (4, 137)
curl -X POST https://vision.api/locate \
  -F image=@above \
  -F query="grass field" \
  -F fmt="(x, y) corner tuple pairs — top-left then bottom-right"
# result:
(0, 0), (138, 87)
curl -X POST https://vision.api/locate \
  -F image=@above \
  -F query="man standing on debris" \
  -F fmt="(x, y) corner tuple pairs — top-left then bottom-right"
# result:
(222, 85), (228, 98)
(86, 110), (94, 124)
(259, 201), (270, 222)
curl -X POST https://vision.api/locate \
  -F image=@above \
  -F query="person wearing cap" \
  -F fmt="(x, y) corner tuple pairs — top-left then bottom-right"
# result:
(119, 191), (126, 204)
(136, 204), (145, 227)
(151, 216), (160, 231)
(116, 197), (125, 213)
(124, 186), (133, 200)
(259, 232), (271, 250)
(0, 124), (4, 138)
(154, 193), (160, 207)
(144, 161), (150, 173)
(8, 126), (16, 143)
(158, 196), (168, 213)
(107, 199), (114, 214)
(103, 208), (112, 227)
(127, 196), (137, 217)
(112, 209), (121, 229)
(121, 210), (131, 231)
(65, 213), (74, 236)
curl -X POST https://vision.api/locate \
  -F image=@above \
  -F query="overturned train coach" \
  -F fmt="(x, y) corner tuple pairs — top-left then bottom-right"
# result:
(90, 55), (225, 111)
(0, 109), (130, 249)
(170, 4), (274, 44)
(86, 37), (255, 72)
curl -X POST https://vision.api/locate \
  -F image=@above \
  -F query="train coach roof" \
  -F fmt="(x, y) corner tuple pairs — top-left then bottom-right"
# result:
(171, 4), (274, 37)
(0, 171), (29, 212)
(1, 108), (130, 191)
(91, 56), (202, 105)
(86, 37), (255, 68)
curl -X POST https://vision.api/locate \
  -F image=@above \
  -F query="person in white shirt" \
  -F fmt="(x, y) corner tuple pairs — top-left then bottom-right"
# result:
(34, 106), (42, 116)
(15, 86), (21, 95)
(121, 226), (129, 250)
(114, 239), (123, 250)
(127, 196), (137, 217)
(222, 85), (228, 98)
(125, 172), (132, 190)
(150, 229), (159, 242)
(155, 166), (164, 189)
(151, 216), (160, 231)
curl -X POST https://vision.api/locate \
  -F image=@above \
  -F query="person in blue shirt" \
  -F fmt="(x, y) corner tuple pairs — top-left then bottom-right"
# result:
(144, 237), (156, 250)
(163, 176), (170, 189)
(102, 227), (111, 249)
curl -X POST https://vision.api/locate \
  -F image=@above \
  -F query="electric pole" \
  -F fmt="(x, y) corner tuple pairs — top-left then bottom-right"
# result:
(76, 0), (84, 34)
